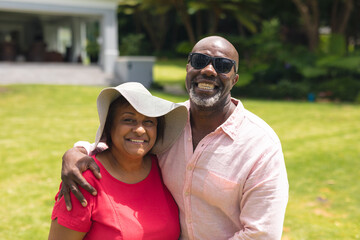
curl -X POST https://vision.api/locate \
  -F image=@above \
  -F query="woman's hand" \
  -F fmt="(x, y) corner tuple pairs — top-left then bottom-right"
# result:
(58, 147), (101, 211)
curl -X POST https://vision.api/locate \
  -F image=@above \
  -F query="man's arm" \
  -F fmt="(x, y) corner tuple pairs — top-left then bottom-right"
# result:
(230, 145), (289, 240)
(59, 146), (102, 211)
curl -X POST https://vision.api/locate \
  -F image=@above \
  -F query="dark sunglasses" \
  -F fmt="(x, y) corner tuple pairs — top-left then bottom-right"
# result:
(188, 52), (237, 74)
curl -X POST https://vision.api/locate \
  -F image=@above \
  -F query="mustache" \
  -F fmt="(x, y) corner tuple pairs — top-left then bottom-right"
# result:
(201, 75), (216, 81)
(192, 75), (223, 89)
(192, 75), (217, 83)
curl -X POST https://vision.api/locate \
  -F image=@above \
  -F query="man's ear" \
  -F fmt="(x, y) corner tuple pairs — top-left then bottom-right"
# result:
(232, 74), (239, 87)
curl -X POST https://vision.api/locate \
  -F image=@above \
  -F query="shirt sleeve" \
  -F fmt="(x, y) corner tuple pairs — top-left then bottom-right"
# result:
(73, 141), (108, 155)
(51, 171), (97, 233)
(229, 143), (289, 240)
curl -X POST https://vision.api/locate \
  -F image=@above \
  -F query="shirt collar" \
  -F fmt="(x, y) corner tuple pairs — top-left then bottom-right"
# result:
(219, 98), (245, 140)
(183, 98), (245, 140)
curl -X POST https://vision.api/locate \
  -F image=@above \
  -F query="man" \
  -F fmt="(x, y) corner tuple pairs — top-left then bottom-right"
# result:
(60, 36), (289, 239)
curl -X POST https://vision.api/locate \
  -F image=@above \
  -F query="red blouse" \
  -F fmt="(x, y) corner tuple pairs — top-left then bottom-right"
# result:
(52, 154), (180, 240)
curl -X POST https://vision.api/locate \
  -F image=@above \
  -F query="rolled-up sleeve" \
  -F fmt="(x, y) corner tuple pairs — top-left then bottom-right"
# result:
(230, 144), (288, 240)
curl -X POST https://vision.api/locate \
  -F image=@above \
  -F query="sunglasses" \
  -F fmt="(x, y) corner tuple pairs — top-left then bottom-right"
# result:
(188, 53), (237, 74)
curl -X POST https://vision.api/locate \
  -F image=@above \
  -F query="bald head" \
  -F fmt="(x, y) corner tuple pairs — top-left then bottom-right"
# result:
(191, 36), (239, 72)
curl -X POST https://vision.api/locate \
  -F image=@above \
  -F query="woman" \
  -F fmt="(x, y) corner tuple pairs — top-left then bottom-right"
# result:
(48, 82), (188, 240)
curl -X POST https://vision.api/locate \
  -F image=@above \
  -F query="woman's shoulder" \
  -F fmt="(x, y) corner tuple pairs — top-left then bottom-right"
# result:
(81, 155), (102, 185)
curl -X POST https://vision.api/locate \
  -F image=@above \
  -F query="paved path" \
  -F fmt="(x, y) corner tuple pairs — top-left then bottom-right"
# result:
(0, 62), (188, 95)
(0, 63), (114, 86)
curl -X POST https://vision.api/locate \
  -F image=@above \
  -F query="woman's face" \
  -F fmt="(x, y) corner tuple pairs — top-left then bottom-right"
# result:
(110, 104), (157, 159)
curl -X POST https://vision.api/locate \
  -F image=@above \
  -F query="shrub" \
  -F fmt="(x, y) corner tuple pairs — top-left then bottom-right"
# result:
(232, 80), (310, 100)
(175, 41), (193, 57)
(86, 41), (99, 63)
(119, 33), (145, 56)
(315, 78), (360, 102)
(355, 92), (360, 104)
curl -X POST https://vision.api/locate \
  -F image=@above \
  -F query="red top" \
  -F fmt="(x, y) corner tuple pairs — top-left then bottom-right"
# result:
(51, 154), (180, 240)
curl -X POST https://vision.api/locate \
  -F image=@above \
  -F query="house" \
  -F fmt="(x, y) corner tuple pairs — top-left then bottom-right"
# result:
(0, 0), (119, 75)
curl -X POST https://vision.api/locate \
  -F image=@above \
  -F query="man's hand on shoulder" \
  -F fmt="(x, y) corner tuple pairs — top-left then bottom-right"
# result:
(59, 147), (101, 211)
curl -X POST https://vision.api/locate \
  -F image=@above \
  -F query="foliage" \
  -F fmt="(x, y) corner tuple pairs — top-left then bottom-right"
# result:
(175, 41), (193, 56)
(229, 18), (360, 102)
(188, 0), (262, 34)
(85, 22), (100, 62)
(355, 92), (360, 104)
(232, 80), (310, 100)
(328, 34), (347, 56)
(113, 0), (360, 102)
(119, 33), (146, 56)
(86, 41), (99, 62)
(316, 77), (360, 102)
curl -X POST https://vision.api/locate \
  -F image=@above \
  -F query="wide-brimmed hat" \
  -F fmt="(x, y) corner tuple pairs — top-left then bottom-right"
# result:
(94, 82), (188, 154)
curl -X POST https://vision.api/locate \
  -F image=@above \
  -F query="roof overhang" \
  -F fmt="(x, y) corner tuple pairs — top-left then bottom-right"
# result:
(0, 0), (121, 15)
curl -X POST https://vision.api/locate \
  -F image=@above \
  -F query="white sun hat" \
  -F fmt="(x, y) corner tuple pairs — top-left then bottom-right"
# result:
(94, 82), (188, 154)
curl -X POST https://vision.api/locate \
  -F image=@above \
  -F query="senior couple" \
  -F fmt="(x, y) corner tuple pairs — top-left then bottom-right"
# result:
(49, 36), (288, 240)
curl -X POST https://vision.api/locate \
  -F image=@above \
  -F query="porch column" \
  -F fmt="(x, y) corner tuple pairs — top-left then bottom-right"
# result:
(71, 18), (87, 63)
(100, 9), (118, 75)
(43, 24), (58, 52)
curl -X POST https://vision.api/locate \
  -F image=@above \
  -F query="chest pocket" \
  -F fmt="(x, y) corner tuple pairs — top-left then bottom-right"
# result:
(203, 171), (241, 218)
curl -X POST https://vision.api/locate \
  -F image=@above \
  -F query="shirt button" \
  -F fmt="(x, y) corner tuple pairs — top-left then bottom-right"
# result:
(185, 191), (190, 196)
(188, 138), (191, 141)
(187, 165), (193, 170)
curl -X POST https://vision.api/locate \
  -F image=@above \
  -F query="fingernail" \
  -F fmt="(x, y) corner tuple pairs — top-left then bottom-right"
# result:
(67, 206), (72, 211)
(92, 191), (97, 196)
(82, 200), (87, 207)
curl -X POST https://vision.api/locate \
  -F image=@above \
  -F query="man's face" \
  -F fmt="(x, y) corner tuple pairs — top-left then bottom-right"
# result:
(185, 38), (238, 108)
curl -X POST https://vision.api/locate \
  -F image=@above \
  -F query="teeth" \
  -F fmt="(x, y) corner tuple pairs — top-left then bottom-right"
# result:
(198, 83), (214, 90)
(130, 139), (145, 143)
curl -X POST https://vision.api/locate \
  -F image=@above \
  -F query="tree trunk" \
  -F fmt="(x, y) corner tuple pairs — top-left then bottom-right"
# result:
(195, 11), (203, 40)
(292, 0), (319, 52)
(139, 11), (169, 52)
(172, 0), (196, 45)
(207, 8), (220, 35)
(331, 0), (353, 34)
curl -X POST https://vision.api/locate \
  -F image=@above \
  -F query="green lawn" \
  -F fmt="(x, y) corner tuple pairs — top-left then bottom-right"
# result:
(0, 83), (359, 239)
(154, 58), (187, 85)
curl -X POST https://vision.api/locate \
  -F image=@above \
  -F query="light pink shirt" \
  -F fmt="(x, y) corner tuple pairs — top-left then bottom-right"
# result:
(157, 99), (288, 240)
(82, 98), (288, 240)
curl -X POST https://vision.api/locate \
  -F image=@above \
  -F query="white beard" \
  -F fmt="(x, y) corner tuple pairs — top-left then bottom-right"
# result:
(189, 86), (222, 107)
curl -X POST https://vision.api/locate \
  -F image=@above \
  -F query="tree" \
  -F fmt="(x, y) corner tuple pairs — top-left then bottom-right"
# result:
(118, 0), (174, 53)
(291, 0), (320, 52)
(291, 0), (354, 53)
(188, 0), (261, 38)
(346, 0), (360, 50)
(171, 0), (196, 45)
(330, 0), (353, 35)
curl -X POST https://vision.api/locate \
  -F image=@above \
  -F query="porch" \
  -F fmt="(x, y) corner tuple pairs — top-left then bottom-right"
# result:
(0, 0), (119, 75)
(0, 62), (114, 86)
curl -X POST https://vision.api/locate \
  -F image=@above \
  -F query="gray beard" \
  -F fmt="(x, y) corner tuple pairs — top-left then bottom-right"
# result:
(189, 86), (222, 108)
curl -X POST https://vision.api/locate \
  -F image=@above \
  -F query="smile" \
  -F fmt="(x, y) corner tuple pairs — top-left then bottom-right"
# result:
(197, 82), (215, 90)
(128, 139), (146, 143)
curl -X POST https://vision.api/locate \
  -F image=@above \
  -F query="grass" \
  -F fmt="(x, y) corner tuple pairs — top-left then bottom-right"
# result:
(0, 85), (100, 239)
(243, 100), (360, 240)
(1, 63), (360, 239)
(154, 58), (187, 85)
